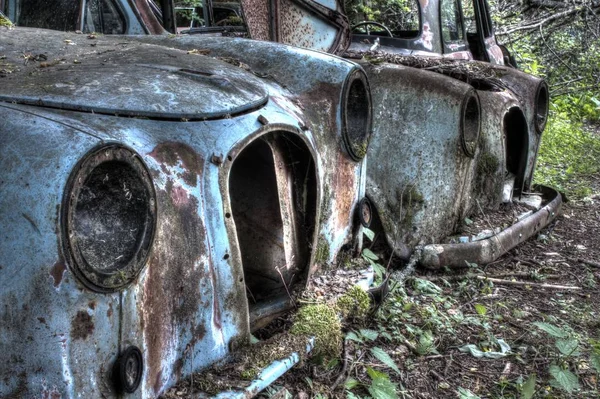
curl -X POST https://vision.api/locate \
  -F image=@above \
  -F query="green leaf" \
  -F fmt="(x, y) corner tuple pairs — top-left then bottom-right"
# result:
(367, 374), (399, 399)
(359, 329), (379, 341)
(363, 227), (375, 241)
(464, 217), (474, 225)
(346, 331), (363, 343)
(555, 338), (579, 356)
(532, 322), (568, 338)
(362, 248), (379, 261)
(346, 391), (362, 399)
(416, 331), (435, 355)
(458, 387), (481, 399)
(366, 366), (388, 380)
(412, 278), (442, 294)
(474, 303), (487, 316)
(370, 347), (401, 375)
(590, 352), (600, 374)
(549, 365), (580, 393)
(344, 377), (360, 390)
(520, 374), (536, 399)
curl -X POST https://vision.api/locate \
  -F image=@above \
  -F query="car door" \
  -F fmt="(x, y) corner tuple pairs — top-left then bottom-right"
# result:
(461, 0), (504, 64)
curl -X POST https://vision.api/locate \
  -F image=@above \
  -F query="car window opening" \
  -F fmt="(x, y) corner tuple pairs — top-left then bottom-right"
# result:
(346, 0), (420, 39)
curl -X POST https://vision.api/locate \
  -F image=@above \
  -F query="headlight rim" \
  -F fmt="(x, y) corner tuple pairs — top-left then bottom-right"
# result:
(460, 90), (481, 158)
(341, 68), (373, 162)
(62, 143), (157, 293)
(534, 80), (549, 134)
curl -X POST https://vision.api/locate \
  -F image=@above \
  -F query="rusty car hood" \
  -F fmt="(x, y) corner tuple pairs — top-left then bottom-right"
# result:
(0, 28), (268, 119)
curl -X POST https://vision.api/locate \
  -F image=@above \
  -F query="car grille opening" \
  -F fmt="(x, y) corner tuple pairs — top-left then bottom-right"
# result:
(504, 108), (529, 197)
(229, 132), (317, 326)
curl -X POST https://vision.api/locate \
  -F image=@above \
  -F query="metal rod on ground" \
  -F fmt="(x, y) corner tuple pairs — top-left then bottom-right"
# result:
(475, 276), (581, 290)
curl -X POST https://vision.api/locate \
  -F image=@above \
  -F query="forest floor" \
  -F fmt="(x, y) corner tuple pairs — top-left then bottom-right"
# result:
(256, 128), (600, 398)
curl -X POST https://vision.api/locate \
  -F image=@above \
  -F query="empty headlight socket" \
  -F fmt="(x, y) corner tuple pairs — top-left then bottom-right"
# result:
(61, 144), (157, 292)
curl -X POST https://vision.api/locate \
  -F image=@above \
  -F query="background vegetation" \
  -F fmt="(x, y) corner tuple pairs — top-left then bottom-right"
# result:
(491, 0), (600, 198)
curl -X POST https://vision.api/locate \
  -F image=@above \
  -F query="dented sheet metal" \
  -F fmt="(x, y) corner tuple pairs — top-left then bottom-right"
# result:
(0, 28), (370, 398)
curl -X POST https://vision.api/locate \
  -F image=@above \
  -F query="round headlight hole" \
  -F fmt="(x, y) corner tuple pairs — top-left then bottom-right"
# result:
(113, 346), (144, 394)
(342, 69), (372, 161)
(535, 82), (549, 134)
(357, 197), (373, 228)
(461, 93), (481, 158)
(63, 145), (156, 292)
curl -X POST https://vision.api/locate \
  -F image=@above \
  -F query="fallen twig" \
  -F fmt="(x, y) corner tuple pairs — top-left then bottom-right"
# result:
(331, 338), (349, 392)
(578, 258), (600, 268)
(423, 272), (559, 282)
(475, 276), (582, 290)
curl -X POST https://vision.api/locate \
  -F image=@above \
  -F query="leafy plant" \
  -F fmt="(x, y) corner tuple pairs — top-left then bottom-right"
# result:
(532, 322), (581, 393)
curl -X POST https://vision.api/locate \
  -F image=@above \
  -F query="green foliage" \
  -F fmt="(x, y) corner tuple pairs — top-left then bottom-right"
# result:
(532, 322), (569, 338)
(369, 346), (401, 375)
(366, 367), (399, 399)
(534, 106), (600, 198)
(532, 321), (583, 393)
(549, 364), (580, 393)
(520, 374), (536, 399)
(457, 387), (481, 399)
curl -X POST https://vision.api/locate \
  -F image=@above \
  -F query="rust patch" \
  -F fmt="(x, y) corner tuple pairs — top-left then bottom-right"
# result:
(148, 142), (204, 187)
(37, 317), (46, 324)
(141, 174), (208, 395)
(241, 0), (270, 41)
(332, 152), (358, 231)
(71, 310), (94, 340)
(107, 302), (113, 318)
(49, 261), (66, 288)
(88, 301), (96, 310)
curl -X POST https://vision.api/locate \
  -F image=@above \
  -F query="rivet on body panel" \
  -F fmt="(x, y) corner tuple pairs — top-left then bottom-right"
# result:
(211, 154), (223, 166)
(257, 115), (269, 125)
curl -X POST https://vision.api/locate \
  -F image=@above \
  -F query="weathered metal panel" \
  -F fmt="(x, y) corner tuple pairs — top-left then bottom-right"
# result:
(360, 62), (477, 257)
(0, 29), (268, 120)
(421, 186), (562, 268)
(240, 0), (351, 53)
(0, 105), (120, 398)
(132, 35), (368, 265)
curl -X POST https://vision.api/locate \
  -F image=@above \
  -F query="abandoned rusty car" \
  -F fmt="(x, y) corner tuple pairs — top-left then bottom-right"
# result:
(339, 0), (561, 267)
(0, 0), (563, 397)
(0, 5), (374, 396)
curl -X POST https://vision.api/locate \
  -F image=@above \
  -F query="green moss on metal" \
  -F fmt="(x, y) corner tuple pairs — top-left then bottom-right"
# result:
(315, 235), (330, 264)
(477, 153), (500, 175)
(398, 185), (424, 229)
(352, 140), (369, 159)
(336, 285), (371, 319)
(291, 304), (342, 359)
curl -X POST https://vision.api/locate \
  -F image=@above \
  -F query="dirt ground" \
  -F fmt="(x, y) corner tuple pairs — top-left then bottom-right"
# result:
(273, 195), (600, 398)
(258, 193), (600, 399)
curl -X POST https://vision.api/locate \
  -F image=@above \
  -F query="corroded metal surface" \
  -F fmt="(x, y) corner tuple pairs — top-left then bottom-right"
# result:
(421, 186), (562, 269)
(0, 29), (268, 119)
(132, 35), (370, 268)
(360, 62), (479, 258)
(0, 28), (370, 398)
(240, 0), (351, 53)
